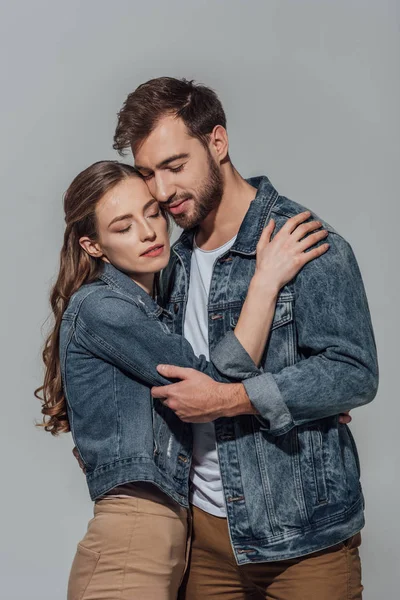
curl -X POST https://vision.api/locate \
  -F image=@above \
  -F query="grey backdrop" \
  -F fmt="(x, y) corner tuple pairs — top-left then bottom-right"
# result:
(1, 1), (398, 598)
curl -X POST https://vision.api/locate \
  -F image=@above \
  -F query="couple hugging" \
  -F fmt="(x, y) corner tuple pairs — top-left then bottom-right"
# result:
(37, 77), (378, 600)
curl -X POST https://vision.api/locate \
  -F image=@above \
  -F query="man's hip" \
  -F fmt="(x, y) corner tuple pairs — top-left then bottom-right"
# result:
(179, 504), (363, 600)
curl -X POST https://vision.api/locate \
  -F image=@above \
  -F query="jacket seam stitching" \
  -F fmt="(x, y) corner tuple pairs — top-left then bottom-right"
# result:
(75, 320), (160, 387)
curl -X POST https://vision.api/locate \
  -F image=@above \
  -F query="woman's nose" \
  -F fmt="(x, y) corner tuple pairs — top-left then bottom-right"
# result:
(139, 220), (157, 242)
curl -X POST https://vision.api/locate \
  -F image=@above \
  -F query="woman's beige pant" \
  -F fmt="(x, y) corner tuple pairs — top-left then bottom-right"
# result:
(67, 490), (189, 600)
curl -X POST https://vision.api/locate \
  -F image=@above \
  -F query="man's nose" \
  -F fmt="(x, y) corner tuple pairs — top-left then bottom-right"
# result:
(153, 173), (176, 204)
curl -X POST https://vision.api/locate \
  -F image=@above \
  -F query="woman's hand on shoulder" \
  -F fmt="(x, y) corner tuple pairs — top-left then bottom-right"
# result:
(254, 211), (329, 292)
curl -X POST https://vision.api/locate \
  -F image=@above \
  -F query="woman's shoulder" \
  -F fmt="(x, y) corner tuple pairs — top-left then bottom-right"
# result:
(65, 280), (141, 324)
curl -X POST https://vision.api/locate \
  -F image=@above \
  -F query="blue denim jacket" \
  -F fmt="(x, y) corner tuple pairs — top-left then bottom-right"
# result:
(59, 262), (260, 504)
(160, 175), (379, 563)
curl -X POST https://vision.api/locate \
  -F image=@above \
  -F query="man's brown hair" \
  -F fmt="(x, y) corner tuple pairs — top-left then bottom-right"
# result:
(113, 77), (227, 155)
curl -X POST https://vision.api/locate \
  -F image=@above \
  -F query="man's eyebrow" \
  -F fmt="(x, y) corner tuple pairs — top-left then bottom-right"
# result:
(108, 213), (132, 228)
(135, 153), (189, 172)
(156, 153), (189, 169)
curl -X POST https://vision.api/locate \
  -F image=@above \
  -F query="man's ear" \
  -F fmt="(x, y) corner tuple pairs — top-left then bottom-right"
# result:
(209, 125), (229, 162)
(79, 236), (104, 259)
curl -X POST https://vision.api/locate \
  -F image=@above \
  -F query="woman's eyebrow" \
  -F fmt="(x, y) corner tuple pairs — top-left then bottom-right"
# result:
(143, 198), (158, 211)
(108, 213), (132, 228)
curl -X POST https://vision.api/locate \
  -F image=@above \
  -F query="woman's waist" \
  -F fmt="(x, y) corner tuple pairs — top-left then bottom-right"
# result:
(96, 481), (187, 519)
(85, 458), (190, 508)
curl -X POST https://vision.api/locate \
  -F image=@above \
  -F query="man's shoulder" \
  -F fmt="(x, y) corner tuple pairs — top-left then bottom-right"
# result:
(272, 195), (339, 236)
(271, 196), (359, 276)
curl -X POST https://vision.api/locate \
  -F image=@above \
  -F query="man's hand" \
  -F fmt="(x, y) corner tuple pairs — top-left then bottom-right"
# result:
(338, 411), (352, 424)
(72, 446), (86, 474)
(152, 365), (353, 425)
(151, 365), (256, 422)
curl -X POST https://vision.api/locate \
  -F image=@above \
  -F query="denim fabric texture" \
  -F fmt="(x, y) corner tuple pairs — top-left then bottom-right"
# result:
(59, 262), (260, 505)
(159, 175), (378, 563)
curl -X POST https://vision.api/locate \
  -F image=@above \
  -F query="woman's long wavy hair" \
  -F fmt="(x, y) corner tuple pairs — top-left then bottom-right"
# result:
(35, 160), (168, 436)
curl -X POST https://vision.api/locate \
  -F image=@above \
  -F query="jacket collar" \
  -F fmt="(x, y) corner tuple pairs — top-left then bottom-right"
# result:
(173, 175), (279, 258)
(99, 262), (163, 318)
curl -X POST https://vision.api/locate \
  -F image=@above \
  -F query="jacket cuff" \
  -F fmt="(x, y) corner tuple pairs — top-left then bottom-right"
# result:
(211, 330), (262, 380)
(243, 372), (294, 435)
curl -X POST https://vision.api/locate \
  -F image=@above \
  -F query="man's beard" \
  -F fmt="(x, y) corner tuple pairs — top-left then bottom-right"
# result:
(169, 151), (223, 230)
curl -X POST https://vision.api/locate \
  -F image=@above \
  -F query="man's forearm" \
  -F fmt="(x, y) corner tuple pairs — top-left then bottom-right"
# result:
(216, 382), (258, 418)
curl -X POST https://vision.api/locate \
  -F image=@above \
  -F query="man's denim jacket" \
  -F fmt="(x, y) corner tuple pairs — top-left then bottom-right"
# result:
(59, 262), (260, 506)
(160, 175), (378, 563)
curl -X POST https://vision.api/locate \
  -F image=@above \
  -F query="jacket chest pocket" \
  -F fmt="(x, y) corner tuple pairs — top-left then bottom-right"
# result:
(229, 297), (293, 330)
(230, 297), (295, 371)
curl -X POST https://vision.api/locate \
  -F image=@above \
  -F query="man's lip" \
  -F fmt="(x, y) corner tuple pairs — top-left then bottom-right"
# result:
(168, 199), (190, 214)
(168, 198), (190, 209)
(140, 244), (164, 256)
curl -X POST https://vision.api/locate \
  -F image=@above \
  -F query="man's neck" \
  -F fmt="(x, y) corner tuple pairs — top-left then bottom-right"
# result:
(195, 165), (257, 251)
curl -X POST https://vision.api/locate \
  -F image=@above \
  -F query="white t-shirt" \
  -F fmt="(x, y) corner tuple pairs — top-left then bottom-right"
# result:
(184, 235), (237, 517)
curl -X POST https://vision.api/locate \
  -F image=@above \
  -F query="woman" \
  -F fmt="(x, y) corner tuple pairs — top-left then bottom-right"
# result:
(36, 160), (329, 600)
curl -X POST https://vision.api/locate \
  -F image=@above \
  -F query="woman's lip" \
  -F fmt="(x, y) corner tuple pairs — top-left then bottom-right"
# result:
(169, 199), (190, 215)
(141, 244), (164, 257)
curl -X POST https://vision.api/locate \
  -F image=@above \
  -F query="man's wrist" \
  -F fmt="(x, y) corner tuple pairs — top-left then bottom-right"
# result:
(216, 383), (258, 418)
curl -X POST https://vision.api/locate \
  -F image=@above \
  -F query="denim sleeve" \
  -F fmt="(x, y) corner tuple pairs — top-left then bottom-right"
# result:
(76, 291), (260, 388)
(211, 330), (264, 380)
(242, 235), (379, 435)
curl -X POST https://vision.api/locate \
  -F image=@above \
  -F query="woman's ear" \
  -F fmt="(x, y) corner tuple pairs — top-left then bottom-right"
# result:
(79, 236), (104, 259)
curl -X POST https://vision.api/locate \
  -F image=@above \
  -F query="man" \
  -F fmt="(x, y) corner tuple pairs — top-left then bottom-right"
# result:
(113, 77), (378, 599)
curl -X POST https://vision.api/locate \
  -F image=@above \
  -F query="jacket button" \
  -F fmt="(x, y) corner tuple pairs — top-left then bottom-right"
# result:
(174, 303), (179, 314)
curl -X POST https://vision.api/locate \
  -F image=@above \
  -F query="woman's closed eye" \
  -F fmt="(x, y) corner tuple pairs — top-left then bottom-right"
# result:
(118, 224), (132, 234)
(146, 209), (161, 219)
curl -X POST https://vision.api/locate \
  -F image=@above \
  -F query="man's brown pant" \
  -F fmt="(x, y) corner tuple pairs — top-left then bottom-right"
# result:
(179, 505), (363, 600)
(67, 492), (189, 600)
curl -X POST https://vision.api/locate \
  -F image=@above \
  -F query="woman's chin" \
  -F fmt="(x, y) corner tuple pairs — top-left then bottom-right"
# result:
(152, 252), (170, 272)
(135, 254), (170, 276)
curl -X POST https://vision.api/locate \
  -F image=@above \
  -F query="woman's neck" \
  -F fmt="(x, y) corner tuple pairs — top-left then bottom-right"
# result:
(131, 272), (155, 296)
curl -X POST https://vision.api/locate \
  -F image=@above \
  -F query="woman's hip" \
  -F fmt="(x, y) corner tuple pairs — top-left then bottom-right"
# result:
(67, 490), (189, 600)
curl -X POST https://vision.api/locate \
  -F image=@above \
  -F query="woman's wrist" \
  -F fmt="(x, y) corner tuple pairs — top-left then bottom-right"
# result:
(250, 272), (280, 298)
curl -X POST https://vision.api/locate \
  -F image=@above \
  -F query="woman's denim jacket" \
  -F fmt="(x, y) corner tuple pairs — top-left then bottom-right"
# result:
(59, 262), (260, 507)
(160, 175), (379, 564)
